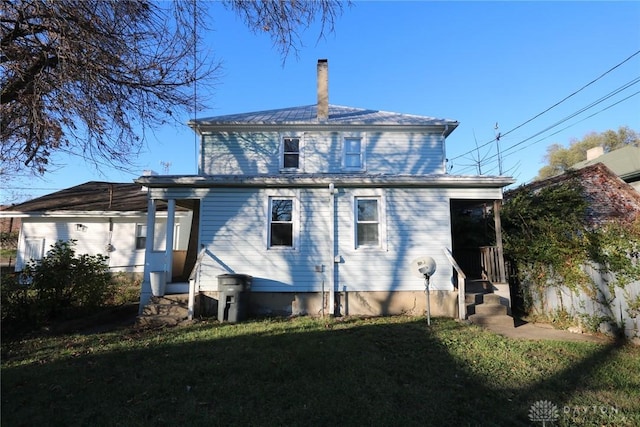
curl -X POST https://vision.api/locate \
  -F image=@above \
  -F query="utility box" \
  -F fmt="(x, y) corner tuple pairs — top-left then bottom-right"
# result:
(217, 274), (252, 323)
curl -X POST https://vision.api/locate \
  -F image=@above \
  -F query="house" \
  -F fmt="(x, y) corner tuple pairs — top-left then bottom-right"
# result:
(514, 162), (640, 227)
(136, 60), (514, 319)
(504, 162), (640, 338)
(0, 181), (193, 278)
(572, 145), (640, 192)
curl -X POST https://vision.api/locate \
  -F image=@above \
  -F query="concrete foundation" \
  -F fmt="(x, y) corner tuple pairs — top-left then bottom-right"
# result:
(198, 290), (459, 319)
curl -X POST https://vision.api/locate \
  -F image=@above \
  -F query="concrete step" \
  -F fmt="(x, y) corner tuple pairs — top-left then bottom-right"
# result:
(469, 313), (514, 327)
(150, 294), (189, 304)
(136, 293), (190, 328)
(465, 293), (484, 305)
(482, 293), (501, 305)
(475, 303), (508, 316)
(142, 304), (188, 317)
(135, 315), (183, 328)
(465, 280), (492, 294)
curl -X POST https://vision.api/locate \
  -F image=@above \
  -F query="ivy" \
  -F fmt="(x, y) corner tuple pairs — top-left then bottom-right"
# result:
(502, 181), (591, 293)
(502, 179), (640, 335)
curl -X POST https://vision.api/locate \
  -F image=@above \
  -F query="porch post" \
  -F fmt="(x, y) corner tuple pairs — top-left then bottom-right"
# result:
(140, 197), (157, 313)
(165, 198), (176, 283)
(493, 199), (506, 283)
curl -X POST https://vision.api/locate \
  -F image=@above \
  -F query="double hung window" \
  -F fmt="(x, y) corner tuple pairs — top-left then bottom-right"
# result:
(342, 134), (366, 171)
(267, 191), (299, 249)
(281, 136), (302, 171)
(135, 224), (147, 250)
(355, 197), (380, 247)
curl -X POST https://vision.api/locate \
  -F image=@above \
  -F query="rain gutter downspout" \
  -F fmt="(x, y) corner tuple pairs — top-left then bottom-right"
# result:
(329, 182), (336, 316)
(442, 124), (449, 173)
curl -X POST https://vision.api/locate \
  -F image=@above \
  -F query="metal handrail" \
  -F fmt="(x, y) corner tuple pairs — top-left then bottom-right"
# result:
(187, 246), (207, 320)
(443, 248), (467, 320)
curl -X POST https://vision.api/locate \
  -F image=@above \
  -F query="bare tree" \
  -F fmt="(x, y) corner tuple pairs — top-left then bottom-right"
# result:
(1, 0), (345, 176)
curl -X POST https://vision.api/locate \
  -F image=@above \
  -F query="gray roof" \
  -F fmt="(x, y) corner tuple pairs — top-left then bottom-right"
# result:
(1, 182), (150, 214)
(190, 104), (458, 136)
(572, 145), (640, 182)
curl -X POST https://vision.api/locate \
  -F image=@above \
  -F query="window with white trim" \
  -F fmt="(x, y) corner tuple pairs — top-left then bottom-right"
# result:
(355, 197), (381, 248)
(342, 135), (365, 171)
(135, 224), (147, 250)
(24, 238), (45, 262)
(267, 194), (299, 249)
(280, 136), (302, 171)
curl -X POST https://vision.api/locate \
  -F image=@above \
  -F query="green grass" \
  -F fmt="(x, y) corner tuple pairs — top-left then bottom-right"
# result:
(2, 316), (639, 426)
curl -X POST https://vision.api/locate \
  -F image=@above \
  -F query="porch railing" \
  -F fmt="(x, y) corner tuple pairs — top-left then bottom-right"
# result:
(479, 246), (506, 283)
(443, 248), (467, 320)
(187, 246), (207, 320)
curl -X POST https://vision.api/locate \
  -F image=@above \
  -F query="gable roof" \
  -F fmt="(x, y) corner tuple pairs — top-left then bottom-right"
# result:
(0, 182), (149, 214)
(571, 145), (640, 183)
(506, 163), (640, 226)
(189, 104), (458, 136)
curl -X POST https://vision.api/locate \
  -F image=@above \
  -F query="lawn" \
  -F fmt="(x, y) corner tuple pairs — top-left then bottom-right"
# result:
(2, 316), (639, 426)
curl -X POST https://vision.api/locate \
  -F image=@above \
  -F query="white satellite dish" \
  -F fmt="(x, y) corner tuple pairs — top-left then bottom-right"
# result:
(410, 256), (437, 326)
(410, 256), (437, 279)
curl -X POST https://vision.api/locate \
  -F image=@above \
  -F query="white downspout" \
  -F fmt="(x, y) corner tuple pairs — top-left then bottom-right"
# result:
(329, 183), (336, 316)
(442, 124), (449, 173)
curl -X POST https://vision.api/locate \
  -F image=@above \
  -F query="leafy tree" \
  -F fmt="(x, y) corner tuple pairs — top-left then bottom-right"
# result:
(1, 0), (344, 176)
(536, 126), (639, 180)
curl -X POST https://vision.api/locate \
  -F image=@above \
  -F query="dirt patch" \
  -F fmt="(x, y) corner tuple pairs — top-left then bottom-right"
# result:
(43, 304), (139, 335)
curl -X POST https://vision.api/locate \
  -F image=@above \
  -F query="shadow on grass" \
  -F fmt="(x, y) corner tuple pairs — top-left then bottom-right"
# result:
(1, 318), (635, 426)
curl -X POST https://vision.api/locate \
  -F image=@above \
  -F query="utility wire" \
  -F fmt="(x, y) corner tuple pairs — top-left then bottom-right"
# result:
(449, 49), (640, 162)
(454, 88), (640, 175)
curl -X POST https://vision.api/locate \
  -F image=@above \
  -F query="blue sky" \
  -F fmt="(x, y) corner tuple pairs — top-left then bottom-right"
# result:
(5, 1), (640, 203)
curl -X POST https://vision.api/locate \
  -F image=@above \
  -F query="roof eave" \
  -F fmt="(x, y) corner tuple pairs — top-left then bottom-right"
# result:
(135, 174), (514, 189)
(189, 122), (458, 136)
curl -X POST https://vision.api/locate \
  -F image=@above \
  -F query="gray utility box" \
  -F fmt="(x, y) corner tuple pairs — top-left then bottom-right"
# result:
(217, 274), (252, 323)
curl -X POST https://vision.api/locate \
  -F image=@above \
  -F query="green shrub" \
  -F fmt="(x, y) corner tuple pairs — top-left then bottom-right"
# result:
(1, 240), (115, 335)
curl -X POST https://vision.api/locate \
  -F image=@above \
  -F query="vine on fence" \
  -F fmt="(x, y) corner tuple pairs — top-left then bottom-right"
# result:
(502, 180), (640, 334)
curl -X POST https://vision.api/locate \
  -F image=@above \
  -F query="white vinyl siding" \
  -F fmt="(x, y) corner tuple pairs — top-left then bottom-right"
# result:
(201, 131), (446, 175)
(14, 213), (191, 273)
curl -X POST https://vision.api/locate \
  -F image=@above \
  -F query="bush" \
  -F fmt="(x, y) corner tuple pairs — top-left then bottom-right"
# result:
(1, 240), (114, 333)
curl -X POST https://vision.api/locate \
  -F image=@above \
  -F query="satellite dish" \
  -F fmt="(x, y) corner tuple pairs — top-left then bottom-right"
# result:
(411, 256), (437, 279)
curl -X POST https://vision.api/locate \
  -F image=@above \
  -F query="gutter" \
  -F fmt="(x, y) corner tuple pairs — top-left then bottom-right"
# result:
(135, 174), (515, 189)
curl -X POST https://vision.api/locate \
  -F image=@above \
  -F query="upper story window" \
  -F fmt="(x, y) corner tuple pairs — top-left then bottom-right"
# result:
(342, 134), (366, 171)
(280, 135), (303, 172)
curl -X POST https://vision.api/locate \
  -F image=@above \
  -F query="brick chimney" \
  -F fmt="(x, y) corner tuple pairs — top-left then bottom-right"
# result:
(317, 59), (328, 122)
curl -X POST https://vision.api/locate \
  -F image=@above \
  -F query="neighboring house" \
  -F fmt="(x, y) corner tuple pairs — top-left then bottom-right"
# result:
(514, 162), (640, 227)
(136, 60), (514, 318)
(504, 162), (640, 338)
(0, 181), (193, 278)
(572, 145), (640, 192)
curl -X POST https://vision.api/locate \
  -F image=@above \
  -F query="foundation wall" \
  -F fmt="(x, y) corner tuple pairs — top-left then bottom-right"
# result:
(198, 290), (459, 319)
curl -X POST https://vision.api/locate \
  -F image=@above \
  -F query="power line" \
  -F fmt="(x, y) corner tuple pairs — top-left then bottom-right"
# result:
(454, 88), (640, 175)
(449, 49), (640, 163)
